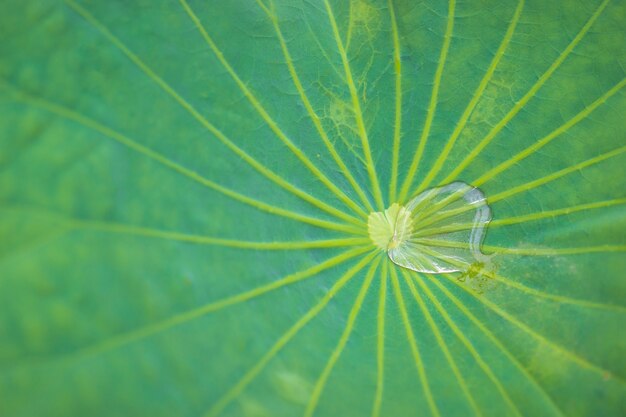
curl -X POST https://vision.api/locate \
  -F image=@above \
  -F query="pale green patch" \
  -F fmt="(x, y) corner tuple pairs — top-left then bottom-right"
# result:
(456, 259), (498, 294)
(271, 370), (314, 405)
(345, 0), (381, 50)
(237, 396), (272, 417)
(367, 203), (412, 250)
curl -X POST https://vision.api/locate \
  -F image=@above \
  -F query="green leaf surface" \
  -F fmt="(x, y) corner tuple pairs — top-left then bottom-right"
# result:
(1, 0), (625, 416)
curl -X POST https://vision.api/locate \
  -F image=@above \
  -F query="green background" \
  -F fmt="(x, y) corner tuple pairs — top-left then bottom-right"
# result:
(0, 0), (625, 416)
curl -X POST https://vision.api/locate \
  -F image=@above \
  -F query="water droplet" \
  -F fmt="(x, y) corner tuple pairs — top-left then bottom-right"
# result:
(368, 182), (492, 273)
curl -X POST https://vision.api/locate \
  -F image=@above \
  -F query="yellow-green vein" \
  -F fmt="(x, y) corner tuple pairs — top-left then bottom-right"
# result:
(414, 0), (524, 196)
(397, 0), (456, 204)
(36, 247), (372, 374)
(411, 245), (626, 314)
(487, 271), (626, 313)
(304, 256), (381, 417)
(389, 266), (440, 417)
(257, 0), (374, 213)
(402, 77), (624, 229)
(410, 145), (626, 230)
(412, 239), (626, 256)
(65, 0), (364, 228)
(372, 260), (388, 417)
(324, 0), (385, 210)
(388, 0), (403, 203)
(204, 251), (378, 417)
(424, 276), (565, 417)
(5, 87), (365, 236)
(414, 273), (526, 417)
(345, 0), (354, 52)
(490, 198), (626, 227)
(300, 7), (347, 81)
(66, 219), (371, 250)
(487, 146), (626, 204)
(473, 77), (626, 187)
(179, 0), (369, 220)
(440, 273), (625, 384)
(413, 198), (626, 237)
(401, 270), (482, 417)
(441, 0), (612, 183)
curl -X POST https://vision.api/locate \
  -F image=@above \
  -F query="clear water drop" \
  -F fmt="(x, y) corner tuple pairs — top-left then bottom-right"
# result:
(368, 182), (492, 274)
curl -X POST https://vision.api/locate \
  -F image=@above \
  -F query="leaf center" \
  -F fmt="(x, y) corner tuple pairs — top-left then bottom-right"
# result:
(369, 182), (493, 274)
(368, 203), (413, 251)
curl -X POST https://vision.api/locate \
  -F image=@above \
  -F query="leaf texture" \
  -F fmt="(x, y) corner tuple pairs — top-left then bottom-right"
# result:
(0, 0), (625, 416)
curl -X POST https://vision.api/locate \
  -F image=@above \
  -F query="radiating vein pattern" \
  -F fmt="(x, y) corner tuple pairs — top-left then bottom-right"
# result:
(413, 272), (524, 417)
(178, 0), (369, 220)
(440, 0), (613, 183)
(414, 0), (525, 195)
(323, 0), (385, 210)
(204, 252), (379, 417)
(64, 0), (365, 228)
(4, 85), (364, 235)
(304, 257), (381, 417)
(257, 0), (375, 213)
(2, 0), (624, 416)
(398, 0), (456, 203)
(401, 269), (482, 417)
